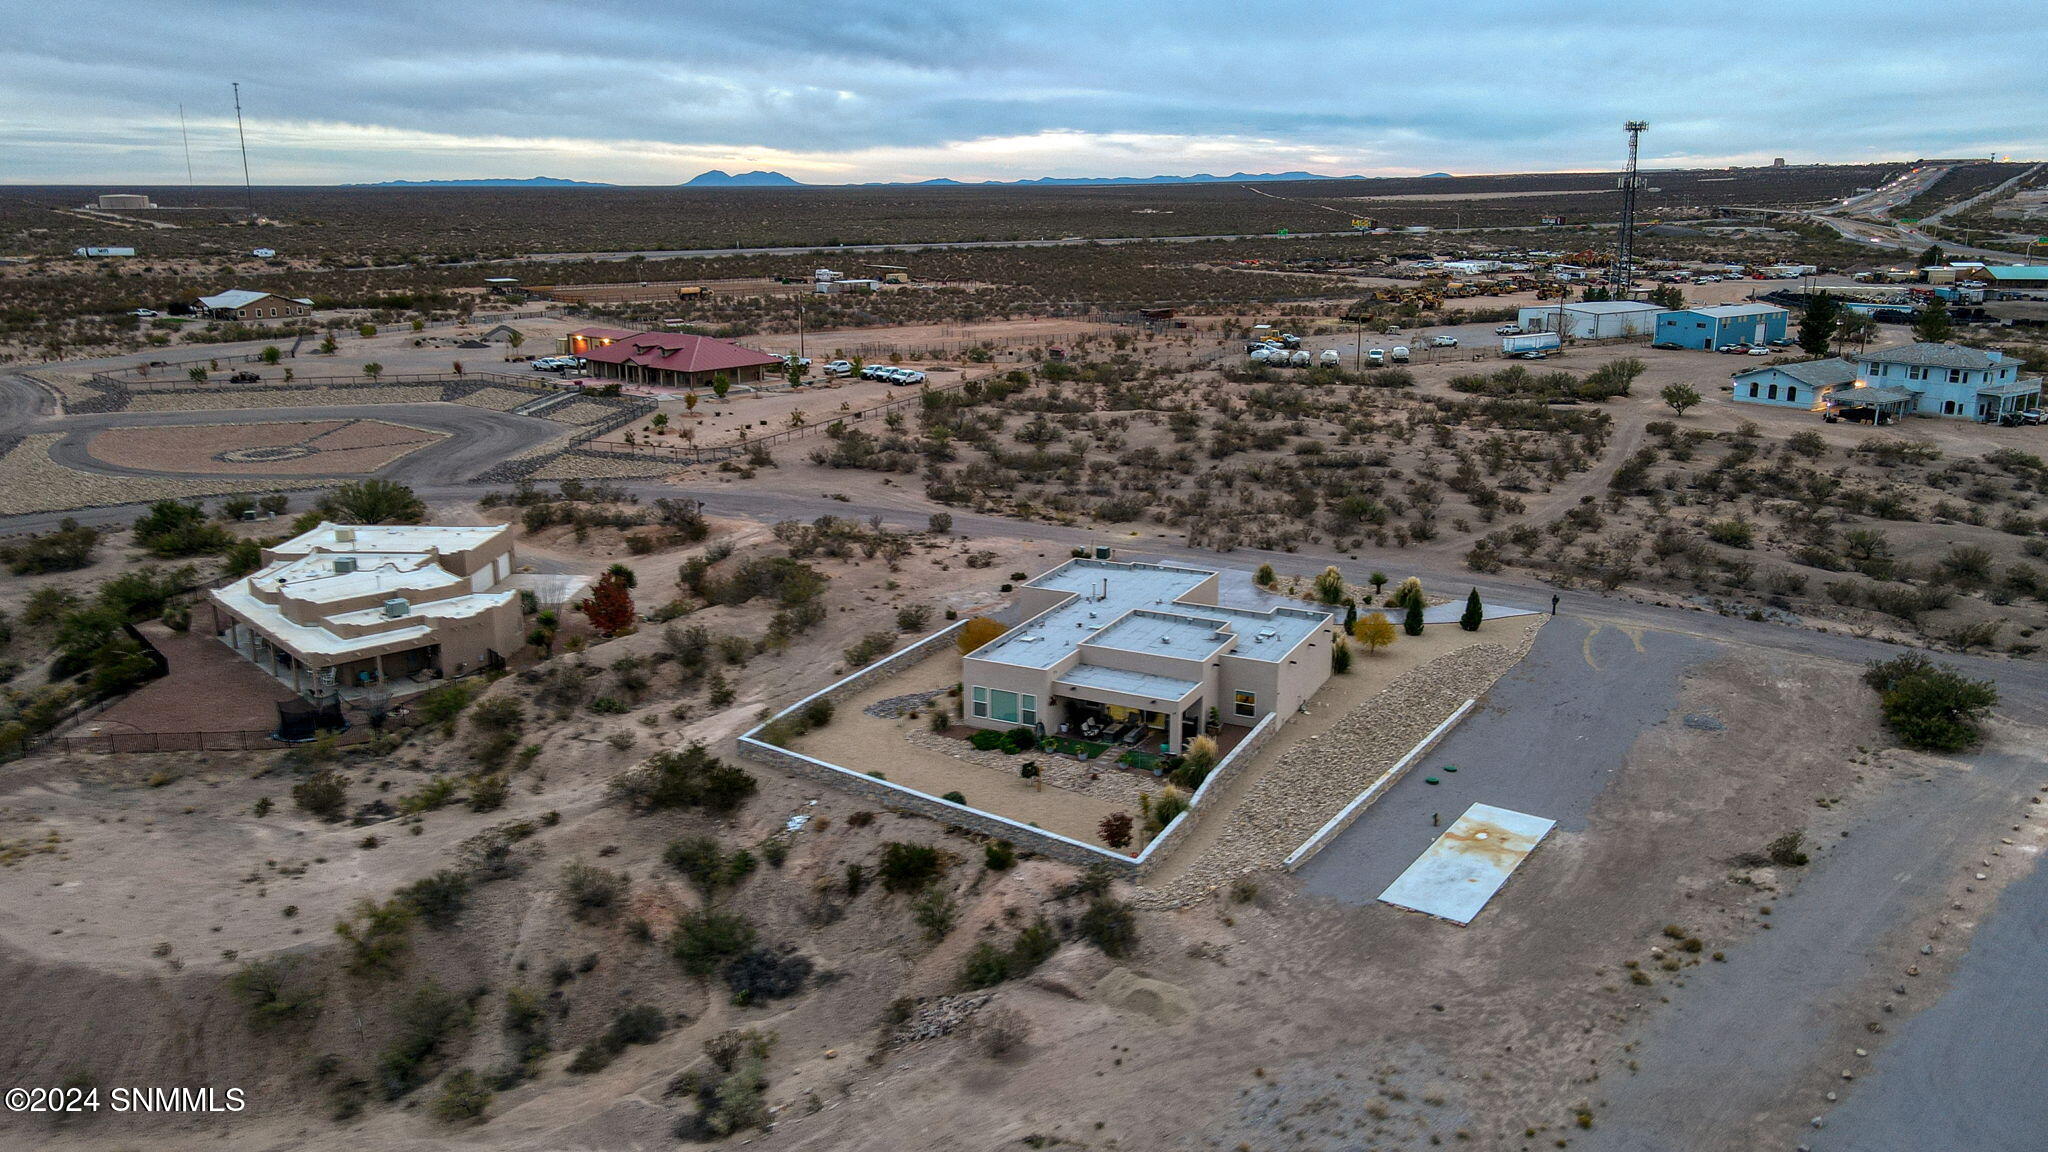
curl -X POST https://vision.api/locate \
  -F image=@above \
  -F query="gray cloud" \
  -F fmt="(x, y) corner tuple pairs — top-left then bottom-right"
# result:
(2, 0), (2040, 182)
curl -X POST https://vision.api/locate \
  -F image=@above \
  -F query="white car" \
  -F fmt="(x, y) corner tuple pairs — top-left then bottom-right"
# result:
(131, 308), (160, 318)
(824, 359), (853, 377)
(1746, 346), (1771, 356)
(1495, 324), (1524, 336)
(1429, 335), (1459, 348)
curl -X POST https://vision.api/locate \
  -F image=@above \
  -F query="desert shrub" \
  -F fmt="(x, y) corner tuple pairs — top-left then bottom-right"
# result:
(375, 982), (474, 1100)
(667, 909), (757, 983)
(911, 887), (957, 940)
(895, 604), (933, 632)
(1142, 786), (1190, 838)
(292, 770), (349, 821)
(1862, 654), (1998, 751)
(1767, 830), (1810, 867)
(429, 1069), (492, 1124)
(976, 1006), (1033, 1059)
(664, 835), (756, 898)
(960, 918), (1060, 989)
(1076, 896), (1139, 958)
(1705, 519), (1755, 548)
(335, 897), (416, 978)
(983, 839), (1017, 871)
(0, 518), (100, 574)
(559, 861), (629, 922)
(414, 679), (484, 732)
(724, 948), (813, 1003)
(467, 773), (509, 813)
(399, 776), (459, 814)
(318, 479), (427, 525)
(568, 1004), (668, 1074)
(969, 729), (1006, 751)
(132, 500), (231, 557)
(878, 842), (946, 892)
(671, 1029), (776, 1140)
(228, 958), (321, 1030)
(611, 742), (756, 814)
(396, 870), (471, 930)
(842, 631), (896, 668)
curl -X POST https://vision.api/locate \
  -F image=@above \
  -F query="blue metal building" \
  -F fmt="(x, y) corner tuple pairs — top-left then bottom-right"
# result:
(1655, 303), (1790, 350)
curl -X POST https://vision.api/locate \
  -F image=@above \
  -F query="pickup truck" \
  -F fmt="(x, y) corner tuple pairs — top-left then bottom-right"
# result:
(1495, 324), (1525, 336)
(1429, 335), (1459, 348)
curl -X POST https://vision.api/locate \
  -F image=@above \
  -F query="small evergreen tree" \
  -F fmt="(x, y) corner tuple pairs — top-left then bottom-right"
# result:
(1403, 596), (1425, 637)
(1798, 292), (1840, 357)
(1913, 297), (1953, 344)
(1459, 587), (1483, 632)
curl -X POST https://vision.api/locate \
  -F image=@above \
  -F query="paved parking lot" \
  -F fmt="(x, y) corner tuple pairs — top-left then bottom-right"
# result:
(1297, 616), (1711, 906)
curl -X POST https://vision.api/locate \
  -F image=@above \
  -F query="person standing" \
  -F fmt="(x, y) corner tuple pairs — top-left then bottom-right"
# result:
(1551, 593), (1560, 616)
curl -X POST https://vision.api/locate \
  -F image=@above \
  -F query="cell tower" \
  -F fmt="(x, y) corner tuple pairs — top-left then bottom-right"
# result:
(1611, 120), (1648, 295)
(232, 82), (256, 216)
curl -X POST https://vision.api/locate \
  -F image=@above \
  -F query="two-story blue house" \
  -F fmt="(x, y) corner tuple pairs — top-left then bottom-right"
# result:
(1844, 343), (2041, 422)
(1655, 303), (1791, 350)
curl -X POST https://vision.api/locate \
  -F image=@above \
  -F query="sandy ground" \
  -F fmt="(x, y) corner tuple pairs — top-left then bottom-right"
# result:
(84, 418), (446, 475)
(586, 368), (973, 453)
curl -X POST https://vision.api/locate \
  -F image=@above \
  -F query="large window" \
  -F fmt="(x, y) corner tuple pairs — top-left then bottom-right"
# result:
(971, 686), (1036, 726)
(1233, 690), (1257, 719)
(989, 690), (1020, 724)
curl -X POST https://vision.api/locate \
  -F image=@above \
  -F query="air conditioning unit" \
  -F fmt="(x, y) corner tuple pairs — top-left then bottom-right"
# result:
(334, 557), (357, 574)
(334, 527), (356, 543)
(381, 598), (409, 618)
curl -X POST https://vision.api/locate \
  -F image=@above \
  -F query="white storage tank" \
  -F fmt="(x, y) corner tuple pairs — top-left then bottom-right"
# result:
(1289, 350), (1311, 366)
(1319, 349), (1341, 366)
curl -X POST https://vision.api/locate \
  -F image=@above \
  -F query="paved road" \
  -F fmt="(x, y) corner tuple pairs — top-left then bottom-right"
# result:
(1297, 617), (1711, 903)
(1815, 836), (2048, 1152)
(1575, 742), (2041, 1152)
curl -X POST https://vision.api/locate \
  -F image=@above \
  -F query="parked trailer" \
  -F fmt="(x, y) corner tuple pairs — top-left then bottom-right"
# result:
(1500, 332), (1562, 356)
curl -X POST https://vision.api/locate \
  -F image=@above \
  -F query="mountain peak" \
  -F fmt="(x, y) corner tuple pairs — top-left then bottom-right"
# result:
(681, 169), (803, 187)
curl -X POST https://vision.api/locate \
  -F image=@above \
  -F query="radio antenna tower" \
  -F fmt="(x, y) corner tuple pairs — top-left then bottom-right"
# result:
(1611, 120), (1648, 295)
(178, 104), (195, 185)
(232, 82), (256, 216)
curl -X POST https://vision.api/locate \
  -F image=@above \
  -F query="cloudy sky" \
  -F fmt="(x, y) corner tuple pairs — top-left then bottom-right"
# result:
(4, 0), (2040, 185)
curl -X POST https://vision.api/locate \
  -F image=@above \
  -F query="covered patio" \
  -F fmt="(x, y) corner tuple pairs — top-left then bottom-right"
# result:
(1051, 664), (1208, 755)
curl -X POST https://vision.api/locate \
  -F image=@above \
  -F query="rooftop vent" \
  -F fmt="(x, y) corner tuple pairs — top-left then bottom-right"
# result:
(381, 598), (410, 618)
(334, 557), (358, 574)
(334, 527), (355, 544)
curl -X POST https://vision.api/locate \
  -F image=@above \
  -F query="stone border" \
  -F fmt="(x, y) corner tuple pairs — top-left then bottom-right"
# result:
(734, 620), (1281, 879)
(1281, 698), (1477, 871)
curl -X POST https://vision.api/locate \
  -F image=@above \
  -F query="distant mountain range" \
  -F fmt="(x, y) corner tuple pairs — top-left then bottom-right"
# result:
(350, 169), (1454, 189)
(347, 176), (617, 188)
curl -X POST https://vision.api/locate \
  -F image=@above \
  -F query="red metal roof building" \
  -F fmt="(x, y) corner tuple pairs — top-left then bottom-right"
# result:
(576, 331), (783, 390)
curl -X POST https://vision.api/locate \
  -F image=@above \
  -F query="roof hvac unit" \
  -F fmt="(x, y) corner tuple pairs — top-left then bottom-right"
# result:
(334, 527), (356, 543)
(334, 557), (358, 574)
(381, 598), (410, 618)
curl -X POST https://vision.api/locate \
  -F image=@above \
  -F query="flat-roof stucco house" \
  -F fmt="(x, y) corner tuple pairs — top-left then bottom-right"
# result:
(208, 522), (526, 698)
(959, 559), (1338, 755)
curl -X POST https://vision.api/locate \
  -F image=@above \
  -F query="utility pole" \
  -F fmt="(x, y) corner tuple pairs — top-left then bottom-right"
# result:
(795, 289), (806, 362)
(178, 104), (194, 186)
(1611, 121), (1648, 297)
(232, 82), (255, 216)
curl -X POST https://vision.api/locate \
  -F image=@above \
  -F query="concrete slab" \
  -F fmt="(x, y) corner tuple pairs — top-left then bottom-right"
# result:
(1377, 803), (1555, 925)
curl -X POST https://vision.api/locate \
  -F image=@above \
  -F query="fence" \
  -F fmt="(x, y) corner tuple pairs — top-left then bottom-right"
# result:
(39, 730), (297, 754)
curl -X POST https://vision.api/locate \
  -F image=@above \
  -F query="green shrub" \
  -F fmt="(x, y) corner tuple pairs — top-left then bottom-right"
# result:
(228, 958), (321, 1030)
(911, 887), (957, 941)
(292, 770), (349, 821)
(1863, 654), (1998, 751)
(877, 842), (946, 893)
(664, 835), (756, 898)
(429, 1069), (492, 1123)
(969, 730), (1006, 751)
(567, 1004), (668, 1074)
(671, 909), (757, 977)
(559, 861), (629, 922)
(335, 898), (415, 979)
(983, 840), (1016, 871)
(396, 870), (471, 930)
(1077, 896), (1139, 958)
(842, 631), (896, 668)
(672, 1029), (776, 1140)
(724, 948), (813, 1003)
(611, 742), (756, 813)
(375, 982), (474, 1100)
(960, 918), (1060, 988)
(0, 518), (100, 575)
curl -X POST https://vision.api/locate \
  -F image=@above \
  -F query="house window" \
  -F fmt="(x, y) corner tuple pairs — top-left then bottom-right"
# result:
(1233, 690), (1257, 718)
(970, 686), (988, 719)
(1785, 386), (1798, 403)
(1767, 384), (1778, 400)
(1020, 694), (1037, 727)
(1942, 400), (1958, 415)
(1748, 381), (1759, 397)
(1907, 366), (1927, 381)
(989, 690), (1020, 724)
(1947, 369), (1964, 384)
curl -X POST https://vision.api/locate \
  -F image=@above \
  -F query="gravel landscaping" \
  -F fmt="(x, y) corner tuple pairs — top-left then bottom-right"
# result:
(904, 728), (1156, 808)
